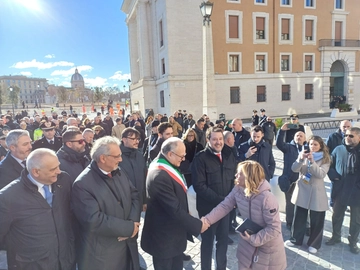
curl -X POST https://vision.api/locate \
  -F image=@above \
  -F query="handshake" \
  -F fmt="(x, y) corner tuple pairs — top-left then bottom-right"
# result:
(200, 217), (210, 233)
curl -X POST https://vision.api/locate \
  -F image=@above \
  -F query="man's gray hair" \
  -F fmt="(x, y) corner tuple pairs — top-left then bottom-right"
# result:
(223, 130), (233, 141)
(6, 129), (30, 148)
(27, 148), (57, 173)
(91, 136), (120, 162)
(67, 117), (77, 125)
(82, 128), (94, 135)
(161, 137), (183, 155)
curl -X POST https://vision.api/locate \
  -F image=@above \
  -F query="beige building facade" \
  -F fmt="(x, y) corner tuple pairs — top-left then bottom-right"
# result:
(122, 0), (360, 119)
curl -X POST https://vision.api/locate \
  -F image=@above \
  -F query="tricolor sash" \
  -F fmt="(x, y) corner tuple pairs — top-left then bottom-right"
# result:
(150, 157), (187, 193)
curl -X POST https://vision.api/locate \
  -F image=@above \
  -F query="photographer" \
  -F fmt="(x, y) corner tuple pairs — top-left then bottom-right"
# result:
(285, 114), (305, 143)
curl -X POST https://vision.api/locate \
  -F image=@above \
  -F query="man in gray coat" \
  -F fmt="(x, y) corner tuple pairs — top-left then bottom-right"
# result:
(72, 136), (141, 270)
(0, 148), (75, 270)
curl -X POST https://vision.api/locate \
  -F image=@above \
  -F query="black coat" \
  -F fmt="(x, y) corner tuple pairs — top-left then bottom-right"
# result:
(32, 136), (62, 152)
(56, 145), (91, 183)
(261, 121), (277, 142)
(141, 154), (202, 259)
(0, 170), (75, 270)
(326, 129), (343, 154)
(150, 137), (165, 161)
(192, 145), (237, 216)
(0, 152), (24, 189)
(120, 144), (147, 207)
(239, 139), (275, 181)
(233, 129), (251, 162)
(71, 161), (141, 270)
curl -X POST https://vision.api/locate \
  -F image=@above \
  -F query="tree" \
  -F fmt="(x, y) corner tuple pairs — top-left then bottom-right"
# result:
(93, 87), (104, 104)
(8, 85), (20, 105)
(57, 86), (67, 103)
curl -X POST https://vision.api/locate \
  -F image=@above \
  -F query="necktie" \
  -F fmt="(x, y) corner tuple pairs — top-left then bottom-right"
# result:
(107, 173), (112, 178)
(216, 153), (222, 162)
(21, 160), (26, 167)
(49, 140), (54, 144)
(43, 185), (53, 207)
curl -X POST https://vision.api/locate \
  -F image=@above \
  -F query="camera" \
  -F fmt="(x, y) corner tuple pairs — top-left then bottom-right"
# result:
(287, 123), (299, 129)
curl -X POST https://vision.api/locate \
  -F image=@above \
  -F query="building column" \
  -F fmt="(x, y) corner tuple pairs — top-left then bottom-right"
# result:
(137, 0), (152, 79)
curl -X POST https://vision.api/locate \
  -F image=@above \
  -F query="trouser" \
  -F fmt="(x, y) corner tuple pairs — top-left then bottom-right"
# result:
(153, 253), (183, 270)
(201, 215), (229, 270)
(332, 200), (360, 244)
(285, 185), (295, 225)
(229, 208), (236, 229)
(291, 205), (325, 249)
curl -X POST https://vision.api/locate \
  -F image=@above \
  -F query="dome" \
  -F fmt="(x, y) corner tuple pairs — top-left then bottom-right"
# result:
(71, 68), (84, 82)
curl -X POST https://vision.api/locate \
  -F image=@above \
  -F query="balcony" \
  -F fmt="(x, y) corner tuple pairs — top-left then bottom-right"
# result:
(319, 39), (360, 48)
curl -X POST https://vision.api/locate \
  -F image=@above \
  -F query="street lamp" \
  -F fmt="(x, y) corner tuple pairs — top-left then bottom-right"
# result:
(200, 1), (213, 25)
(9, 87), (15, 115)
(127, 79), (132, 113)
(37, 83), (41, 108)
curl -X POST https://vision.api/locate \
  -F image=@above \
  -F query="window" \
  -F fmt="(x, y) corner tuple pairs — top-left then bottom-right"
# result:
(305, 20), (313, 40)
(256, 54), (266, 72)
(305, 0), (315, 7)
(229, 15), (239, 39)
(160, 90), (165, 107)
(255, 0), (266, 4)
(161, 58), (166, 75)
(282, 85), (291, 101)
(281, 55), (290, 71)
(229, 54), (239, 72)
(304, 55), (313, 71)
(257, 86), (266, 102)
(335, 21), (342, 46)
(335, 0), (343, 9)
(281, 0), (291, 6)
(305, 84), (313, 99)
(230, 87), (240, 103)
(281, 19), (290, 40)
(302, 16), (317, 45)
(159, 20), (164, 47)
(256, 17), (265, 39)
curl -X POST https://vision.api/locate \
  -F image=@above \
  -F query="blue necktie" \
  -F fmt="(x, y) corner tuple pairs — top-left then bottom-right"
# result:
(43, 185), (53, 207)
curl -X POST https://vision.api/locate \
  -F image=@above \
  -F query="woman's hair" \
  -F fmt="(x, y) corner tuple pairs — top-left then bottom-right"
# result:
(308, 135), (331, 164)
(236, 160), (265, 197)
(182, 128), (197, 141)
(145, 115), (154, 125)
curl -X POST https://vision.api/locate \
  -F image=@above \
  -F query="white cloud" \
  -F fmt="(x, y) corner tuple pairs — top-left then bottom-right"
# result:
(11, 59), (74, 69)
(84, 77), (108, 87)
(45, 54), (55, 59)
(51, 65), (93, 77)
(19, 71), (32, 76)
(109, 71), (131, 81)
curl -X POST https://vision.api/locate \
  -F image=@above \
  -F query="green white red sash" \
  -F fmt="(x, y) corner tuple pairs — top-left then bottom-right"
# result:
(150, 157), (187, 193)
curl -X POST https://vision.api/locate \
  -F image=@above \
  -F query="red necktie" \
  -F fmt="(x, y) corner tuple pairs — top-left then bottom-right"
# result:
(107, 173), (112, 178)
(216, 153), (222, 162)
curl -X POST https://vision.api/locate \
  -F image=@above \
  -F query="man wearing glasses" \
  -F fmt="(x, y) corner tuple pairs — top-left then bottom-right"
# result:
(32, 121), (62, 152)
(327, 127), (360, 254)
(56, 129), (90, 183)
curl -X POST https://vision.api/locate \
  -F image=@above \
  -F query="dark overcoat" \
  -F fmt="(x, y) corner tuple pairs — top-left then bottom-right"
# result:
(32, 136), (62, 152)
(0, 152), (24, 189)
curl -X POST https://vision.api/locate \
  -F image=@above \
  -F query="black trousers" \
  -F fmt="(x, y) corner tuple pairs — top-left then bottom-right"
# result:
(285, 184), (295, 225)
(332, 200), (360, 244)
(201, 215), (229, 270)
(291, 205), (325, 249)
(153, 253), (183, 270)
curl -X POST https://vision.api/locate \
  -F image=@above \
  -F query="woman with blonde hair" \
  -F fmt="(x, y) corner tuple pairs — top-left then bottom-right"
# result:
(203, 160), (286, 270)
(145, 115), (154, 137)
(169, 116), (183, 138)
(285, 135), (330, 254)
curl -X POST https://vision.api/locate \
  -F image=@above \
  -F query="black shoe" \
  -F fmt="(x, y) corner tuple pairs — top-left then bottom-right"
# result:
(228, 237), (234, 245)
(326, 238), (341, 246)
(182, 253), (191, 261)
(350, 244), (360, 254)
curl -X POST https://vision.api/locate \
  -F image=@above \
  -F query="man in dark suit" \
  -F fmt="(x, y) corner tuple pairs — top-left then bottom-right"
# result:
(141, 137), (207, 270)
(0, 130), (32, 189)
(32, 121), (62, 152)
(72, 136), (141, 270)
(0, 148), (75, 270)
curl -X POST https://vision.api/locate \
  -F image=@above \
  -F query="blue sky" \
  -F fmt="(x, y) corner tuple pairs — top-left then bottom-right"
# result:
(0, 0), (130, 90)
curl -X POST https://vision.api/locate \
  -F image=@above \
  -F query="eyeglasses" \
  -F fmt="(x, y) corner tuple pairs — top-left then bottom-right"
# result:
(106, 154), (122, 159)
(291, 118), (298, 120)
(345, 134), (355, 138)
(68, 139), (86, 144)
(43, 129), (54, 132)
(127, 137), (141, 142)
(171, 151), (186, 159)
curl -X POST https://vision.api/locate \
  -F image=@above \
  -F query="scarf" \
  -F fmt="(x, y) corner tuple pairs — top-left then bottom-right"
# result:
(312, 151), (323, 162)
(345, 145), (357, 174)
(150, 157), (187, 192)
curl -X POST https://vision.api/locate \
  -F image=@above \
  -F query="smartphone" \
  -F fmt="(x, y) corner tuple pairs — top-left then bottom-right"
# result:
(250, 141), (256, 148)
(304, 145), (310, 153)
(287, 123), (299, 129)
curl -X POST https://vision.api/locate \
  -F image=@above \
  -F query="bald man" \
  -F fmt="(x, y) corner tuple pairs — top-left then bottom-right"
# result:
(326, 120), (352, 154)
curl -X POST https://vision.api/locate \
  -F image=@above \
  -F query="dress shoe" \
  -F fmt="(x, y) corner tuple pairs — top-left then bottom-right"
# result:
(228, 237), (234, 245)
(325, 238), (341, 246)
(182, 253), (191, 261)
(350, 244), (360, 254)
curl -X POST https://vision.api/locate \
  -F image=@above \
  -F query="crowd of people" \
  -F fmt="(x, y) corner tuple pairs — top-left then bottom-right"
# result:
(0, 106), (359, 270)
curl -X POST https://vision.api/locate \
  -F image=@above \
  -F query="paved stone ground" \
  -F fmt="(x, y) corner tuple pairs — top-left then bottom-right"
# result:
(0, 127), (358, 269)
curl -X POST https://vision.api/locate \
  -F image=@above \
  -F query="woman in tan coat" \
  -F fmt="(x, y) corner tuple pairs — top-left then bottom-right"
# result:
(285, 135), (330, 254)
(204, 161), (286, 270)
(169, 116), (183, 138)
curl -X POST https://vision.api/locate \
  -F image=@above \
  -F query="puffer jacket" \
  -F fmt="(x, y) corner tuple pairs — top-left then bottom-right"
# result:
(204, 180), (286, 270)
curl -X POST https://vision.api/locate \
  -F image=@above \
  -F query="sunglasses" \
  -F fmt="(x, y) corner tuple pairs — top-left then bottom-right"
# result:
(68, 139), (85, 144)
(345, 134), (355, 138)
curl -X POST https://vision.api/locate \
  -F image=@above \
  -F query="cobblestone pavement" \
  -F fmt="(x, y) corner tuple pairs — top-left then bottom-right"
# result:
(1, 129), (359, 270)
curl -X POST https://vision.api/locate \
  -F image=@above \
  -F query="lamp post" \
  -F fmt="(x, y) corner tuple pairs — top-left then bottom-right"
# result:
(127, 79), (132, 113)
(9, 87), (15, 115)
(37, 83), (41, 108)
(200, 1), (217, 121)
